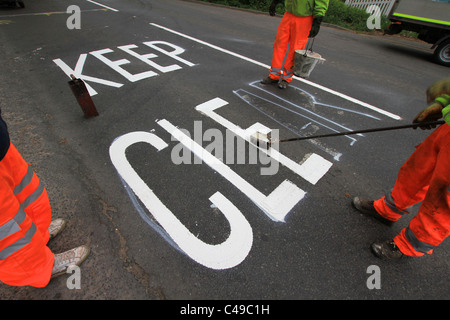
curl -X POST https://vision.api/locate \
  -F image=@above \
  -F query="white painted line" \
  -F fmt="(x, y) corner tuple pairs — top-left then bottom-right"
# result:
(86, 0), (119, 12)
(150, 22), (402, 121)
(157, 118), (306, 222)
(109, 131), (253, 270)
(195, 97), (333, 185)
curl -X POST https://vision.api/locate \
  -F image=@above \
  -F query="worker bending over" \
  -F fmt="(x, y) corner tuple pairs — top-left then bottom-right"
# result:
(353, 78), (450, 260)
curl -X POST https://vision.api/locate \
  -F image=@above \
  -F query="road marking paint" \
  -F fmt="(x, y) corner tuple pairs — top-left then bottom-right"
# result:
(86, 0), (119, 12)
(195, 97), (333, 184)
(157, 118), (306, 222)
(150, 22), (402, 121)
(109, 131), (253, 270)
(53, 55), (124, 96)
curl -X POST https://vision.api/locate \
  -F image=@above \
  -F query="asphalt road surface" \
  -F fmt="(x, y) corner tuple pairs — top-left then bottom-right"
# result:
(0, 0), (449, 303)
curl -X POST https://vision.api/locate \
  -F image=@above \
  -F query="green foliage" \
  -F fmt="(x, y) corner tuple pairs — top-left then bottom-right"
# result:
(322, 0), (390, 32)
(202, 0), (272, 11)
(197, 0), (390, 32)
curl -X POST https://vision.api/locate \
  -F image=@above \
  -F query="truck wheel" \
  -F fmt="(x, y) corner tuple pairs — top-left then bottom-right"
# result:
(433, 39), (450, 67)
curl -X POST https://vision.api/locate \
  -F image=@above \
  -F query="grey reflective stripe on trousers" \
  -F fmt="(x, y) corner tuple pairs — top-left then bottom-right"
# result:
(405, 227), (435, 254)
(384, 189), (413, 215)
(12, 165), (44, 208)
(281, 70), (293, 80)
(13, 166), (34, 195)
(0, 205), (37, 260)
(269, 67), (282, 77)
(20, 182), (44, 209)
(0, 166), (41, 260)
(0, 206), (26, 240)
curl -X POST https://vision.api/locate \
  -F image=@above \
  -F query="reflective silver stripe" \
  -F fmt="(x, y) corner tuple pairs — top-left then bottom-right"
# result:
(405, 227), (435, 254)
(13, 166), (34, 195)
(14, 205), (27, 225)
(21, 183), (44, 209)
(0, 206), (27, 241)
(0, 220), (20, 241)
(0, 223), (37, 260)
(281, 70), (293, 80)
(269, 67), (283, 76)
(384, 189), (412, 215)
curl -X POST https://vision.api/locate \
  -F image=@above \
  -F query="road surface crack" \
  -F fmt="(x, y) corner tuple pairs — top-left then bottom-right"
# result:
(99, 199), (166, 299)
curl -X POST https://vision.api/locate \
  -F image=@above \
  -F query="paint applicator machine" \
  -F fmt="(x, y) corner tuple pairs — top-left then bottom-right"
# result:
(251, 120), (446, 150)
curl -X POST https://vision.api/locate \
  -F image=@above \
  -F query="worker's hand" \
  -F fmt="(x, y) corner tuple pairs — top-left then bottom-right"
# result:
(412, 102), (444, 130)
(308, 16), (323, 38)
(426, 78), (450, 104)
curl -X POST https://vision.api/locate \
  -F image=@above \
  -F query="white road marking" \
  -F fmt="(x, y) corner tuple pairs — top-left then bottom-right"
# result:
(157, 118), (306, 222)
(86, 0), (119, 12)
(195, 97), (333, 184)
(109, 131), (253, 270)
(149, 22), (402, 121)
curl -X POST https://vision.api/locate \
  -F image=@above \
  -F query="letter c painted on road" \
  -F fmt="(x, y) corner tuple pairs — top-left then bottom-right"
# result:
(109, 131), (253, 269)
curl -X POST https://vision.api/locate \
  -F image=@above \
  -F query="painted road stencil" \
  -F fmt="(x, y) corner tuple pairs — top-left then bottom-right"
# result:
(105, 23), (401, 269)
(234, 81), (386, 161)
(109, 96), (333, 269)
(109, 130), (253, 270)
(53, 41), (195, 96)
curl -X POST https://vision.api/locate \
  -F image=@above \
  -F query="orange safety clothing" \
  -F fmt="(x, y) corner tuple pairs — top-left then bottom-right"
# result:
(268, 12), (313, 83)
(373, 123), (450, 256)
(0, 143), (54, 287)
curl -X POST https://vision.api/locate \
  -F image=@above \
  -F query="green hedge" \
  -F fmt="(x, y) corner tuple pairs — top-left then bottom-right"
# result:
(323, 0), (390, 31)
(196, 0), (390, 32)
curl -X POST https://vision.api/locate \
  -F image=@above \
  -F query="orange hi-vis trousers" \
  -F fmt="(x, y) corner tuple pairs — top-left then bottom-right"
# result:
(269, 12), (313, 83)
(0, 143), (54, 287)
(374, 124), (450, 257)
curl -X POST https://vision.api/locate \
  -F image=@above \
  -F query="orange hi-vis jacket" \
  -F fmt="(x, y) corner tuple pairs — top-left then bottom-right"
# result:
(0, 113), (54, 287)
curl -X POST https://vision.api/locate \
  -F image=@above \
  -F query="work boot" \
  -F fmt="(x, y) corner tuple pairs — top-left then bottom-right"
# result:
(260, 76), (278, 85)
(48, 218), (67, 241)
(371, 240), (404, 260)
(278, 80), (289, 89)
(51, 245), (90, 279)
(352, 197), (395, 226)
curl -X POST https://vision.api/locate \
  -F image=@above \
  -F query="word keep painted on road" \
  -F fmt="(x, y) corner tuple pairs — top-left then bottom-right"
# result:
(53, 41), (195, 96)
(110, 97), (332, 270)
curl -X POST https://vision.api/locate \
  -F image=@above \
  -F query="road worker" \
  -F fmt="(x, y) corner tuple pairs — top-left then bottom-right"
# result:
(353, 78), (450, 260)
(262, 0), (329, 89)
(0, 109), (89, 287)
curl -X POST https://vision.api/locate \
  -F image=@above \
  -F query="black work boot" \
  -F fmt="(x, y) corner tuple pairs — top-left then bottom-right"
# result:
(278, 80), (289, 89)
(352, 197), (395, 226)
(260, 76), (278, 85)
(371, 240), (404, 260)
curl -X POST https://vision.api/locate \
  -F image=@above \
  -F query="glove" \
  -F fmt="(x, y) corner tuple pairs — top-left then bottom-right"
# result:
(308, 16), (323, 38)
(426, 78), (450, 104)
(412, 102), (444, 130)
(269, 0), (281, 16)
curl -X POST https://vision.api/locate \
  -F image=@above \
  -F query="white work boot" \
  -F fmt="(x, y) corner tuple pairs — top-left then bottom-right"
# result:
(48, 218), (67, 241)
(51, 245), (90, 279)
